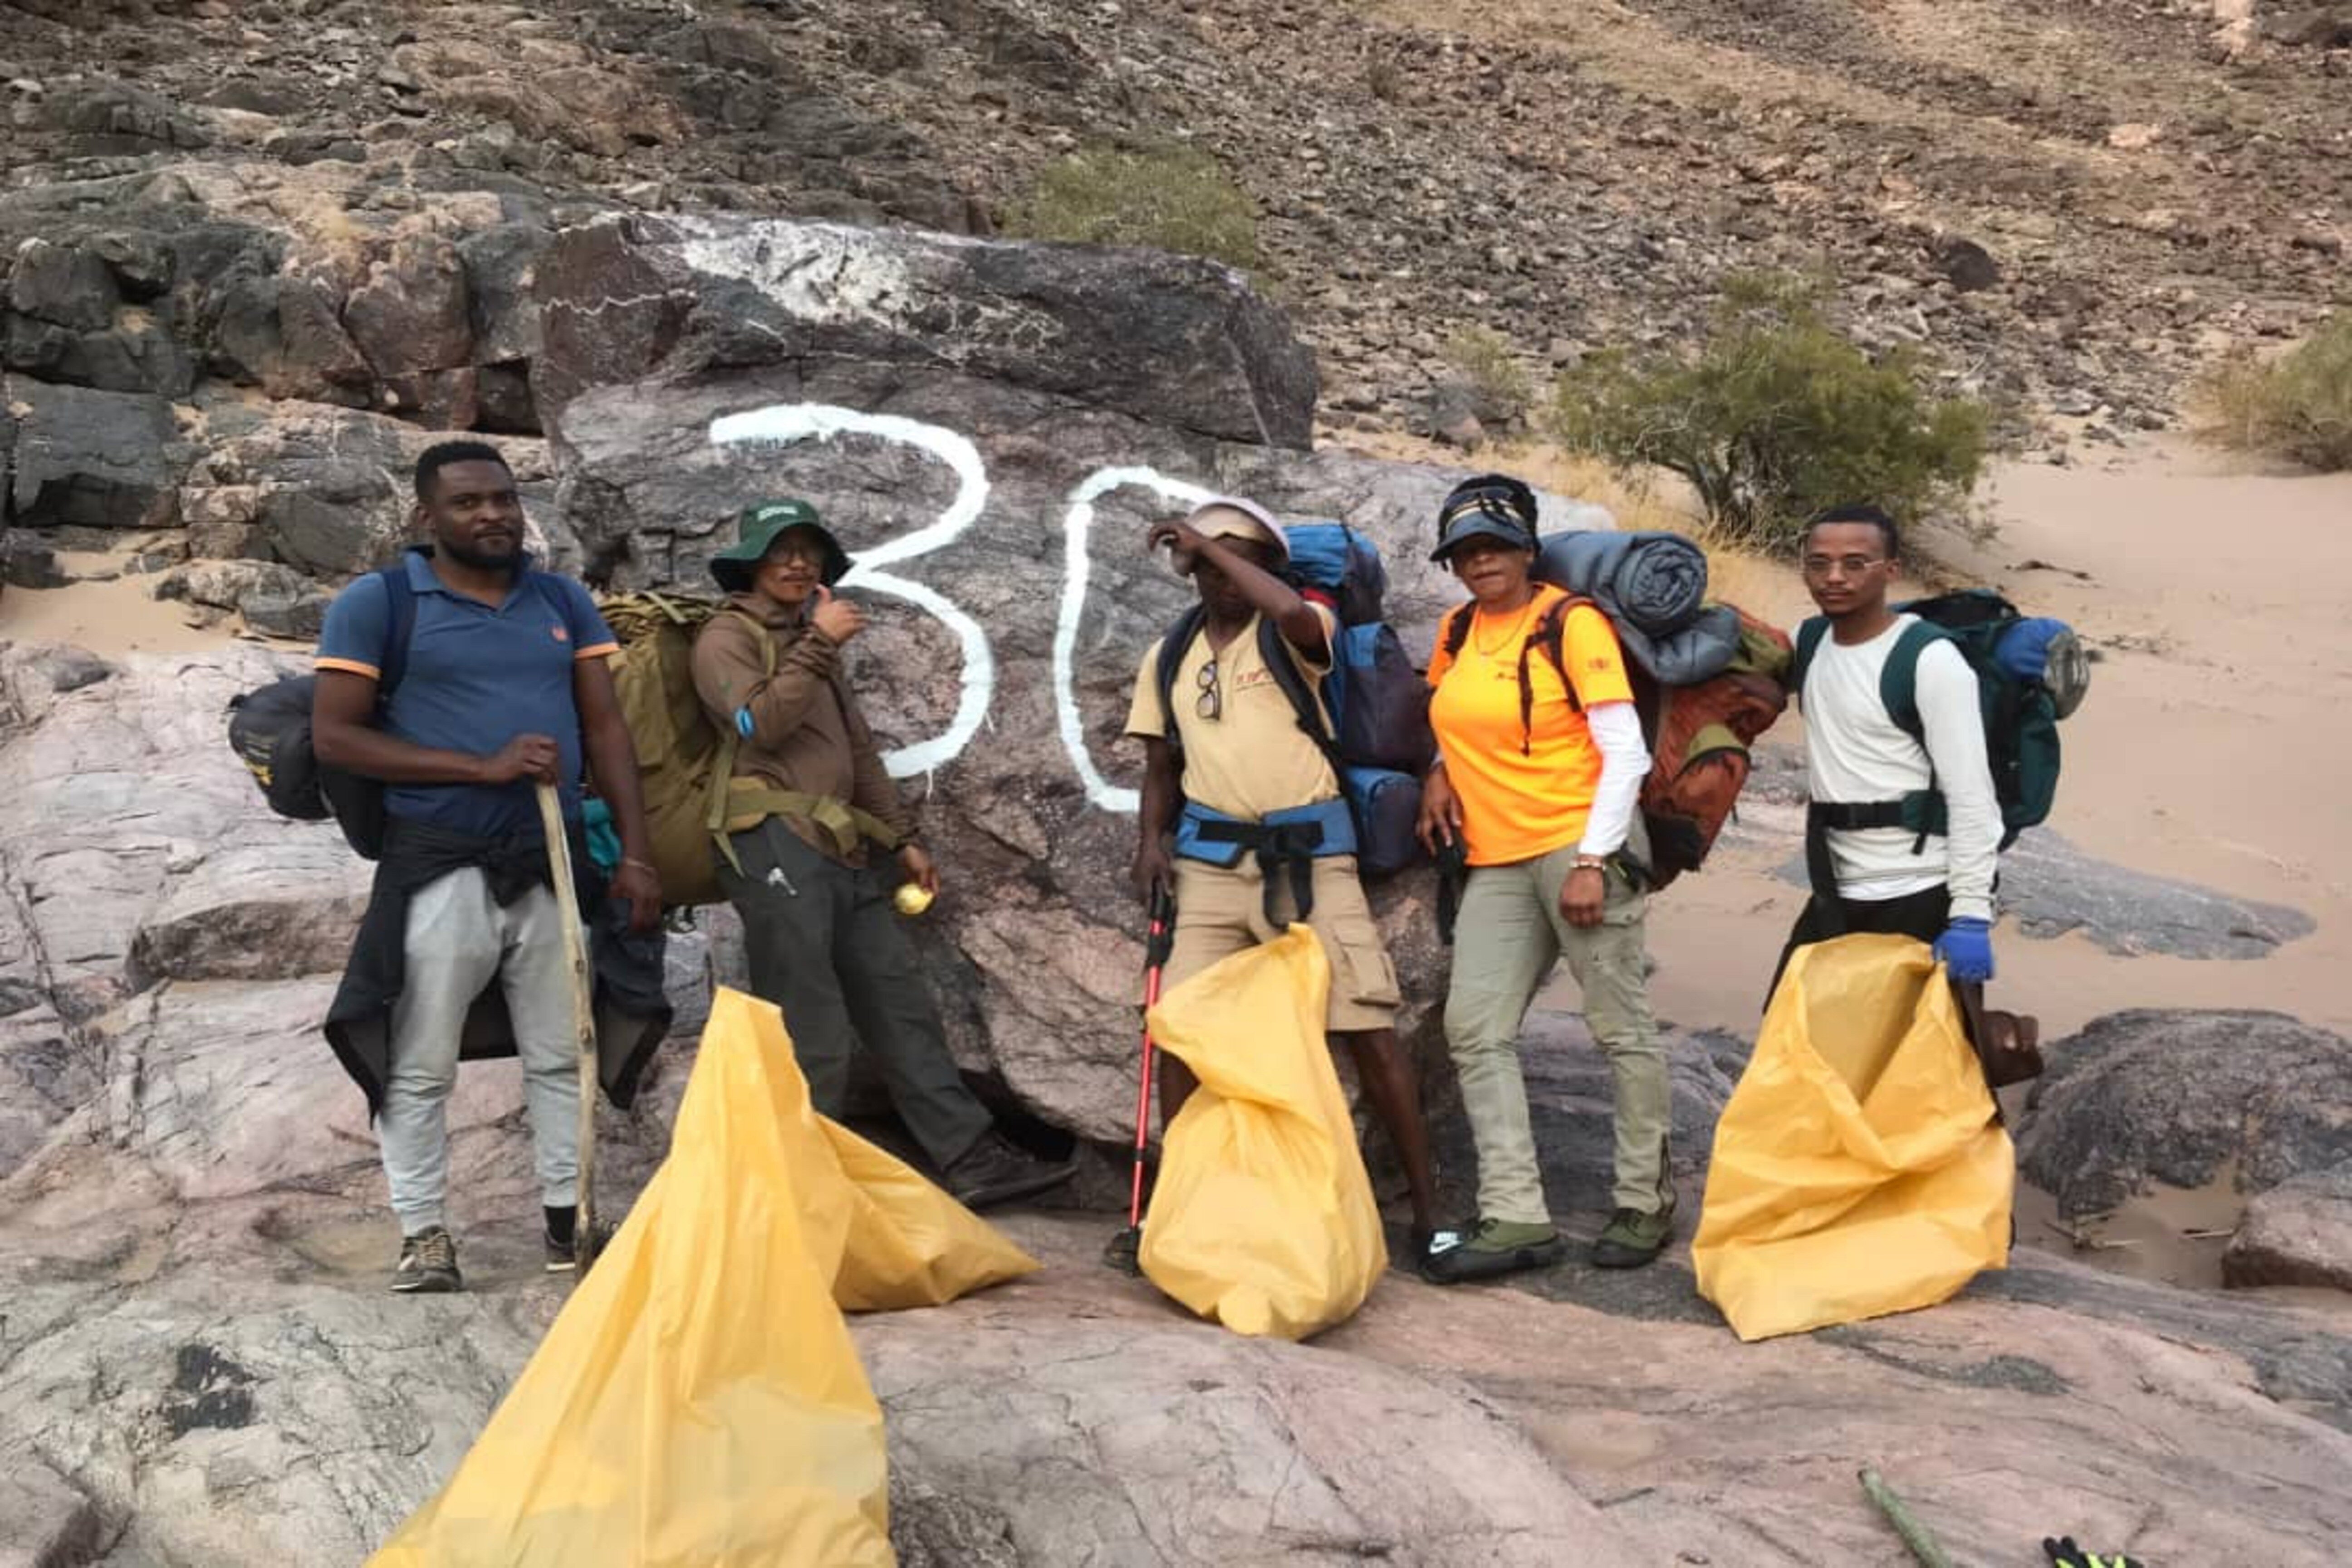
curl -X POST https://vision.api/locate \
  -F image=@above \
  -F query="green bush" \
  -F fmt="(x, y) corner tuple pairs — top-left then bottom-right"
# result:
(1547, 273), (1989, 554)
(2196, 312), (2352, 472)
(1441, 325), (1535, 424)
(1004, 143), (1259, 272)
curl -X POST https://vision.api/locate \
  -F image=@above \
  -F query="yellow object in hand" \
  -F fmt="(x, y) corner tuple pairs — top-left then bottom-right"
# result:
(893, 883), (934, 917)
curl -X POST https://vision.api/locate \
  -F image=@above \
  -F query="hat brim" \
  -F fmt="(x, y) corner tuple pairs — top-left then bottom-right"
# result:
(710, 522), (853, 591)
(1431, 516), (1537, 563)
(1187, 497), (1291, 564)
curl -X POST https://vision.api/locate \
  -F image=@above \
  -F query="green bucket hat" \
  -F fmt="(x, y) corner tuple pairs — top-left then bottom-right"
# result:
(710, 498), (853, 593)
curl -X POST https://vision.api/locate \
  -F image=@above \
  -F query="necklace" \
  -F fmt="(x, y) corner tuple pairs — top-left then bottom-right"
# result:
(1473, 594), (1540, 658)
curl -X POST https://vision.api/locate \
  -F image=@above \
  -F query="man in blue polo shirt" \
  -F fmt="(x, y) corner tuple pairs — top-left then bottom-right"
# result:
(314, 440), (661, 1294)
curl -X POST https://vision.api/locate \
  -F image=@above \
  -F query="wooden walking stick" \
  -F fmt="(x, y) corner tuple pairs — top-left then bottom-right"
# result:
(536, 782), (600, 1271)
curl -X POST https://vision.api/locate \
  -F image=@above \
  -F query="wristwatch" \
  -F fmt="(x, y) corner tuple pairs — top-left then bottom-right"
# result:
(1572, 853), (1608, 872)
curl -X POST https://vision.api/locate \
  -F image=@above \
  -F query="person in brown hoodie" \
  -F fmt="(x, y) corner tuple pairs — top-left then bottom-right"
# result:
(690, 498), (1073, 1210)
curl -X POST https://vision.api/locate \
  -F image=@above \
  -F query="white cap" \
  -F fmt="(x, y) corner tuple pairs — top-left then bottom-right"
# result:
(1185, 496), (1290, 564)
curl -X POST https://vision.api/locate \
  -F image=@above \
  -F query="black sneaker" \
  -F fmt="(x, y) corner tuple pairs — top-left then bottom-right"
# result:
(544, 1223), (616, 1274)
(1590, 1206), (1675, 1269)
(1101, 1225), (1144, 1275)
(391, 1225), (461, 1294)
(1421, 1217), (1565, 1285)
(944, 1132), (1077, 1211)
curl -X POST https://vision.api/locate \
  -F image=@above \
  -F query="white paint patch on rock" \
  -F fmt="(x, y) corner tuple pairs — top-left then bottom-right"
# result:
(672, 218), (924, 337)
(1053, 466), (1213, 815)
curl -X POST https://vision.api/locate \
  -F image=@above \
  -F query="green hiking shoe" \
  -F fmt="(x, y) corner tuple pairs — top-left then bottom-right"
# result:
(1421, 1217), (1565, 1285)
(1591, 1206), (1674, 1269)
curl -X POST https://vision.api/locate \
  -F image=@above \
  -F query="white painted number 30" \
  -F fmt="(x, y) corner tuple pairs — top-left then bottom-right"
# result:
(709, 404), (1204, 813)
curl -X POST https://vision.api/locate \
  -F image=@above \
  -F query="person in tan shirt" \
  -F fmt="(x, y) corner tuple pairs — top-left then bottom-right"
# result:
(1124, 497), (1438, 1256)
(691, 498), (1072, 1210)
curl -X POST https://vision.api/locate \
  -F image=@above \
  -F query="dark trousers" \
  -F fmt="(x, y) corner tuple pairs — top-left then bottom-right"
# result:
(1766, 884), (1951, 1011)
(720, 819), (992, 1170)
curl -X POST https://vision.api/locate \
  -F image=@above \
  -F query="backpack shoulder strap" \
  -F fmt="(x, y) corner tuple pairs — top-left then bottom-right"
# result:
(1789, 616), (1830, 699)
(1154, 605), (1208, 755)
(1526, 589), (1585, 703)
(376, 564), (418, 700)
(1254, 615), (1346, 778)
(1497, 591), (1587, 754)
(1878, 619), (1952, 745)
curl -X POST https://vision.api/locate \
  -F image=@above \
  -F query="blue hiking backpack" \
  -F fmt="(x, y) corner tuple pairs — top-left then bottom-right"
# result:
(1153, 521), (1435, 876)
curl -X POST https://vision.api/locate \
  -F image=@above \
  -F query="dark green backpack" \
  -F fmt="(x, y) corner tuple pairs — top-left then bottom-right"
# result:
(1790, 589), (2087, 848)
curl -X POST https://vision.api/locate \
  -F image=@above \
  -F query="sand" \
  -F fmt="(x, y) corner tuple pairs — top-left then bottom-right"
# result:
(0, 573), (257, 658)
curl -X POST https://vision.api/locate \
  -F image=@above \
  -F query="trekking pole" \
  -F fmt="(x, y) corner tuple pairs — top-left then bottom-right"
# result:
(1105, 883), (1176, 1275)
(536, 783), (600, 1273)
(1858, 1468), (1956, 1568)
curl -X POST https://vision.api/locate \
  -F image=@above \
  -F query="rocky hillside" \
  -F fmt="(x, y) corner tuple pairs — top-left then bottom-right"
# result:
(4, 0), (2347, 447)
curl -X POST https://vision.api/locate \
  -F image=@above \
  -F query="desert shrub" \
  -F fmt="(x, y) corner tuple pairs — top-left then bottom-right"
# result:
(2195, 312), (2352, 472)
(1547, 273), (1989, 554)
(1004, 143), (1258, 272)
(1441, 325), (1536, 424)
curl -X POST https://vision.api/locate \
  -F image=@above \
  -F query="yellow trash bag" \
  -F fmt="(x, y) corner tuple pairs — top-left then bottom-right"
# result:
(1692, 935), (2013, 1342)
(823, 1114), (1040, 1312)
(372, 987), (1034, 1566)
(1139, 925), (1388, 1341)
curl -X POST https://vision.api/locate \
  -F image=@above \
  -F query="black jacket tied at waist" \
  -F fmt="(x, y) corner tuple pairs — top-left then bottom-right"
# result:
(324, 816), (672, 1117)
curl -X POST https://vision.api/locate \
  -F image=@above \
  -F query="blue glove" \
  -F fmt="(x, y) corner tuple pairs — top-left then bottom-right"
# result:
(1933, 917), (1995, 982)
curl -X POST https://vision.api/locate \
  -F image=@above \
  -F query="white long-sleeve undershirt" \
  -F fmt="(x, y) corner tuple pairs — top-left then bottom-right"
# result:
(1576, 700), (1649, 858)
(1802, 617), (2001, 922)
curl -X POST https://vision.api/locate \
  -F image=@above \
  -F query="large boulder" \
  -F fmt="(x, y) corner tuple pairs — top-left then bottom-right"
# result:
(530, 214), (1319, 447)
(2016, 1009), (2352, 1219)
(4, 234), (196, 397)
(183, 403), (559, 580)
(532, 216), (1506, 1144)
(5, 1190), (2347, 1568)
(1772, 828), (2317, 961)
(4, 374), (181, 530)
(0, 644), (326, 1023)
(1996, 831), (2316, 960)
(2225, 1161), (2352, 1292)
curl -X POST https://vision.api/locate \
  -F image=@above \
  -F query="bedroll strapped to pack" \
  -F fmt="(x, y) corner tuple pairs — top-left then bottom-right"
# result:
(1788, 588), (2087, 852)
(1154, 520), (1435, 878)
(1438, 589), (1792, 891)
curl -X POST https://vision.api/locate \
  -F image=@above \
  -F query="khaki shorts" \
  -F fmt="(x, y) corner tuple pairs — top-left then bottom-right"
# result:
(1158, 853), (1401, 1033)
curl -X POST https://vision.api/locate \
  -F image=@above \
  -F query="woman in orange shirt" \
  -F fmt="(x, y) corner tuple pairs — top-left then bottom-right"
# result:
(1415, 475), (1676, 1284)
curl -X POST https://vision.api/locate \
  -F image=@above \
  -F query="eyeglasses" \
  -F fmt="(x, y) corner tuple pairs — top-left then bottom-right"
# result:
(1196, 659), (1220, 721)
(1799, 553), (1889, 577)
(763, 542), (828, 568)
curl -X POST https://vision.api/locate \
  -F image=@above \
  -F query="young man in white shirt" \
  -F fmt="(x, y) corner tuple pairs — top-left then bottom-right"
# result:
(1773, 504), (2003, 994)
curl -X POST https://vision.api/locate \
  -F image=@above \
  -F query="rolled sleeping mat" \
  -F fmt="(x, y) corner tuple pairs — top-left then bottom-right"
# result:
(1534, 529), (1710, 637)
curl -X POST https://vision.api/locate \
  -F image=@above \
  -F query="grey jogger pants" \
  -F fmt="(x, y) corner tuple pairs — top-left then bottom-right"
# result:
(380, 867), (579, 1235)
